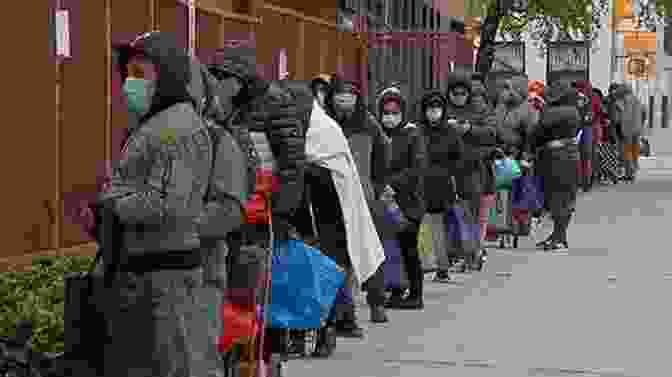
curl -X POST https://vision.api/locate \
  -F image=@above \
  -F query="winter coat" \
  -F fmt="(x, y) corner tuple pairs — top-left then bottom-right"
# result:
(326, 77), (391, 203)
(494, 76), (539, 156)
(419, 90), (465, 212)
(376, 86), (427, 224)
(574, 80), (605, 143)
(610, 84), (646, 141)
(529, 81), (580, 192)
(101, 32), (213, 268)
(444, 72), (498, 196)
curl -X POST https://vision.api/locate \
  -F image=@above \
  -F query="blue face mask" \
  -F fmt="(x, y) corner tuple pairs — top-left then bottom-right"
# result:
(122, 78), (154, 116)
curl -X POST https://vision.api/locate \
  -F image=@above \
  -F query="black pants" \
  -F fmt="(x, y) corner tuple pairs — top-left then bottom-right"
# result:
(392, 224), (423, 298)
(362, 264), (386, 307)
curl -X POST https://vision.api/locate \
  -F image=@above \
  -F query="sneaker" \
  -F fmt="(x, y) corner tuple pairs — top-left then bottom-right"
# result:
(535, 237), (553, 249)
(545, 241), (568, 252)
(334, 320), (364, 338)
(433, 270), (451, 282)
(394, 296), (424, 310)
(384, 295), (404, 308)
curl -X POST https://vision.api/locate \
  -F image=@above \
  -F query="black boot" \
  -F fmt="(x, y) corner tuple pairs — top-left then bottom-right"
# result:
(334, 306), (364, 338)
(385, 289), (405, 308)
(395, 275), (424, 309)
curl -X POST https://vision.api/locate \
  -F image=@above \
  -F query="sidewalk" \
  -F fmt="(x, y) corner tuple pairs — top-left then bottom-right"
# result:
(285, 168), (672, 377)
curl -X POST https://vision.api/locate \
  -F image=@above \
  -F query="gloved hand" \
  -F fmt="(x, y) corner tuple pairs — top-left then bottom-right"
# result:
(269, 215), (296, 242)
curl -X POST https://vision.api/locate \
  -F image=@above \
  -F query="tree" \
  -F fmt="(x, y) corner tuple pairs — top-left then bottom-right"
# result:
(467, 0), (670, 75)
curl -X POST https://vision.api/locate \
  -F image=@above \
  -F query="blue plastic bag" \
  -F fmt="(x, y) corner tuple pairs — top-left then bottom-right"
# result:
(511, 175), (544, 210)
(383, 239), (409, 290)
(495, 158), (522, 190)
(269, 239), (345, 329)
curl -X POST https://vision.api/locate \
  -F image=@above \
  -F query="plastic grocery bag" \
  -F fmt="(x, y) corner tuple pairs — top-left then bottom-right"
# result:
(495, 158), (522, 190)
(383, 238), (409, 289)
(445, 199), (480, 258)
(417, 214), (438, 272)
(269, 239), (345, 329)
(511, 175), (544, 210)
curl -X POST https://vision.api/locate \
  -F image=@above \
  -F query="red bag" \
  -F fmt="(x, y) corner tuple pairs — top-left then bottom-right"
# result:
(244, 169), (279, 224)
(217, 301), (259, 353)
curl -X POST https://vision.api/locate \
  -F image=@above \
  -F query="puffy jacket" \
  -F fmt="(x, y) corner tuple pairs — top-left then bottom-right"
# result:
(530, 81), (581, 150)
(102, 32), (213, 269)
(419, 91), (464, 212)
(494, 76), (539, 156)
(209, 49), (308, 225)
(376, 86), (427, 223)
(444, 72), (498, 195)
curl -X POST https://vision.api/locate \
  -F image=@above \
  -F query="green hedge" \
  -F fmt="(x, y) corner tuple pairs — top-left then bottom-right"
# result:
(0, 254), (94, 354)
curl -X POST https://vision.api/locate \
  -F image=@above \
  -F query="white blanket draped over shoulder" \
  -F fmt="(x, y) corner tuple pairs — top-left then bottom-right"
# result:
(305, 101), (385, 284)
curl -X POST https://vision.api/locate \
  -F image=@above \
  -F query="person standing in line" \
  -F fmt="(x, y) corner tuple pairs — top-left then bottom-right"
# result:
(320, 75), (391, 333)
(99, 31), (223, 377)
(609, 83), (646, 182)
(419, 90), (465, 281)
(376, 85), (428, 309)
(573, 80), (596, 192)
(443, 72), (498, 272)
(529, 81), (580, 252)
(466, 81), (500, 258)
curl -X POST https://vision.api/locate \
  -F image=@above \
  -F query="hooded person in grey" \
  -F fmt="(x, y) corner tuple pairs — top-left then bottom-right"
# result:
(100, 31), (223, 377)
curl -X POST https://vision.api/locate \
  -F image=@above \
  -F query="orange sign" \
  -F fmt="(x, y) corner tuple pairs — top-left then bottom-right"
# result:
(614, 0), (633, 19)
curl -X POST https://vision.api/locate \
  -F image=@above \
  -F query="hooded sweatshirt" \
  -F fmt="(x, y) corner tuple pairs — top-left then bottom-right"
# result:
(102, 32), (214, 270)
(420, 90), (465, 212)
(376, 86), (427, 223)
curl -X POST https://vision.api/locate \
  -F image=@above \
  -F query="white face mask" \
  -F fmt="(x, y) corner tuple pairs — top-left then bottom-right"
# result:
(382, 113), (402, 128)
(426, 107), (443, 123)
(333, 93), (357, 108)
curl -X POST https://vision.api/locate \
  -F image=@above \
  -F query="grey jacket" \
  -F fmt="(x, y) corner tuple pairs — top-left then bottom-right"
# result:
(610, 84), (646, 139)
(101, 33), (213, 256)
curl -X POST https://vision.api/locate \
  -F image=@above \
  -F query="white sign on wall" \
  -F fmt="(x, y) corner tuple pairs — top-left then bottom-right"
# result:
(278, 48), (288, 80)
(56, 10), (70, 58)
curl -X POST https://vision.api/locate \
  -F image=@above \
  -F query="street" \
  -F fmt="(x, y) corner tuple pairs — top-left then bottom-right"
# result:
(286, 158), (672, 377)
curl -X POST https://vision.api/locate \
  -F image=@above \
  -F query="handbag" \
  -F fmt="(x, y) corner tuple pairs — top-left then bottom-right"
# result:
(383, 239), (409, 290)
(494, 158), (522, 190)
(444, 177), (480, 259)
(64, 202), (121, 375)
(417, 214), (438, 272)
(511, 175), (544, 210)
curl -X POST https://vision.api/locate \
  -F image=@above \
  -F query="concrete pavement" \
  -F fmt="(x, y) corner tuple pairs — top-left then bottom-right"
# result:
(285, 164), (672, 377)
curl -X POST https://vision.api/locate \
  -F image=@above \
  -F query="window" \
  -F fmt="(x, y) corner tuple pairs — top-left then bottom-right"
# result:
(436, 12), (441, 30)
